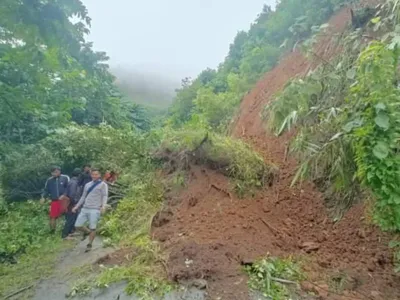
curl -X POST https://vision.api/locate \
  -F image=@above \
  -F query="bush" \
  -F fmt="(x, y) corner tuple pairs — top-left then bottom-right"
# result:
(246, 256), (303, 299)
(157, 128), (277, 195)
(1, 124), (154, 200)
(0, 201), (51, 263)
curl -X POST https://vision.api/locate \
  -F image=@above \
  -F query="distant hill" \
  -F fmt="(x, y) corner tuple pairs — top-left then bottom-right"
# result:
(110, 66), (180, 108)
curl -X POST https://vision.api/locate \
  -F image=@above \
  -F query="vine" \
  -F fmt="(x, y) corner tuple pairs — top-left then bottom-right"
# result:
(348, 42), (400, 230)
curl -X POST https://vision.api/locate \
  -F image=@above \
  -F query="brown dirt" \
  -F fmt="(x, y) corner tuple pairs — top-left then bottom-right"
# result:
(153, 2), (400, 300)
(96, 248), (135, 266)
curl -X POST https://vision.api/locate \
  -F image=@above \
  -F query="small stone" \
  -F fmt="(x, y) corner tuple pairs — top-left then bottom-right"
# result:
(190, 279), (208, 290)
(357, 229), (366, 239)
(300, 242), (320, 253)
(371, 291), (381, 299)
(367, 263), (376, 272)
(317, 259), (330, 268)
(315, 283), (329, 299)
(300, 281), (316, 293)
(240, 258), (254, 266)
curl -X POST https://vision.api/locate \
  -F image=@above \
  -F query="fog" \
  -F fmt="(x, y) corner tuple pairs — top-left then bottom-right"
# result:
(82, 0), (275, 105)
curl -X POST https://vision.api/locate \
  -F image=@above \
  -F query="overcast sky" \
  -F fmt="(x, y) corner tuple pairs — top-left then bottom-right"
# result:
(81, 0), (274, 80)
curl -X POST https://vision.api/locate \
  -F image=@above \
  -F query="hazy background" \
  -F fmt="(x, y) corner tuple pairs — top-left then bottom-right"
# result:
(81, 0), (274, 106)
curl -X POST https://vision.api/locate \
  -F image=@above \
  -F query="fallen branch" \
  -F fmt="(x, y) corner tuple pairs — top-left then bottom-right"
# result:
(210, 184), (232, 199)
(259, 218), (279, 236)
(4, 284), (34, 299)
(271, 277), (297, 285)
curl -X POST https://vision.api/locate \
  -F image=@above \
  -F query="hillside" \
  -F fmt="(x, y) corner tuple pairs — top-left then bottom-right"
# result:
(152, 2), (400, 300)
(3, 1), (400, 300)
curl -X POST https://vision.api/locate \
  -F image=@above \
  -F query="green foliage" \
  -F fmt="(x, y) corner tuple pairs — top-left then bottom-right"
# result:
(1, 125), (153, 200)
(389, 239), (400, 273)
(101, 173), (163, 243)
(263, 28), (363, 217)
(246, 256), (303, 299)
(263, 1), (400, 228)
(0, 0), (133, 144)
(169, 0), (353, 130)
(0, 234), (71, 299)
(95, 237), (173, 300)
(347, 42), (400, 230)
(159, 128), (276, 195)
(0, 200), (73, 298)
(0, 201), (53, 262)
(0, 0), (154, 200)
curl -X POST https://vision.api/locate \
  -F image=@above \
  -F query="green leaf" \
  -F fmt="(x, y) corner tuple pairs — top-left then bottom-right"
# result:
(389, 35), (400, 50)
(370, 17), (381, 24)
(375, 103), (386, 111)
(343, 119), (362, 133)
(375, 112), (390, 130)
(373, 142), (389, 160)
(346, 68), (356, 80)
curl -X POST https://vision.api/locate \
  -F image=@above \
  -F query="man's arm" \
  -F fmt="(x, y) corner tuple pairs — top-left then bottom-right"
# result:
(42, 178), (50, 198)
(74, 184), (88, 209)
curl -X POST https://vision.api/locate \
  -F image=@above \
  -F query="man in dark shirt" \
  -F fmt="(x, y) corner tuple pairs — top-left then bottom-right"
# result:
(41, 166), (69, 233)
(62, 168), (82, 239)
(78, 164), (92, 188)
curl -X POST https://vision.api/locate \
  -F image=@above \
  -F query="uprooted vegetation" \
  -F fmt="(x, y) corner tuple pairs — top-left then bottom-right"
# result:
(155, 129), (277, 196)
(245, 256), (304, 299)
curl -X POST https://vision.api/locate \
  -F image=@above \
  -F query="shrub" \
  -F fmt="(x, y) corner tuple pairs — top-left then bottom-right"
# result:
(246, 256), (303, 299)
(1, 124), (154, 200)
(0, 201), (52, 263)
(157, 128), (277, 195)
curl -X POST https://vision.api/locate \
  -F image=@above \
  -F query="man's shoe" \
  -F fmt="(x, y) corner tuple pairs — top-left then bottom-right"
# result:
(85, 243), (92, 253)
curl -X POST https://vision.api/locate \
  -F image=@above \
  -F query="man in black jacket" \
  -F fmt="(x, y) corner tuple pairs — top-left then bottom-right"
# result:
(62, 168), (82, 239)
(41, 166), (69, 233)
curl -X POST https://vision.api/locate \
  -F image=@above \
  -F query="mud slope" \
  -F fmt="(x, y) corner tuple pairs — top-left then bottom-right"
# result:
(153, 4), (400, 300)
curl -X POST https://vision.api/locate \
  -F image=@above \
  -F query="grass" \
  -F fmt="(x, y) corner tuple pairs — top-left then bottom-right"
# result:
(245, 255), (304, 299)
(159, 128), (277, 196)
(0, 236), (74, 300)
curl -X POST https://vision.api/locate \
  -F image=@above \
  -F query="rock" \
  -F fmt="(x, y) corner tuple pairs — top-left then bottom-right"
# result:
(367, 262), (376, 272)
(188, 196), (198, 207)
(317, 259), (330, 268)
(371, 291), (381, 299)
(315, 283), (329, 299)
(300, 242), (320, 253)
(357, 229), (366, 239)
(190, 279), (208, 290)
(240, 258), (254, 266)
(263, 206), (271, 213)
(317, 234), (327, 243)
(300, 281), (316, 293)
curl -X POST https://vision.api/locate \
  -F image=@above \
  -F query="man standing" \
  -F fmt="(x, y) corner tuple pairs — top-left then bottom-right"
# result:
(72, 168), (108, 252)
(41, 166), (69, 233)
(62, 168), (82, 240)
(78, 164), (92, 188)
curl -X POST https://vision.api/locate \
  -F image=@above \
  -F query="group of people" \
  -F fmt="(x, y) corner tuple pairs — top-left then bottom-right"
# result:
(41, 164), (112, 252)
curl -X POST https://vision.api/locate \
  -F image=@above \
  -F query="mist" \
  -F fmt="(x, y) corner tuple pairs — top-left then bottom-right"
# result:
(82, 0), (275, 105)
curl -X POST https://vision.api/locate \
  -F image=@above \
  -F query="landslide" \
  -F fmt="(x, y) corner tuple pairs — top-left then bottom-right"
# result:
(153, 3), (400, 300)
